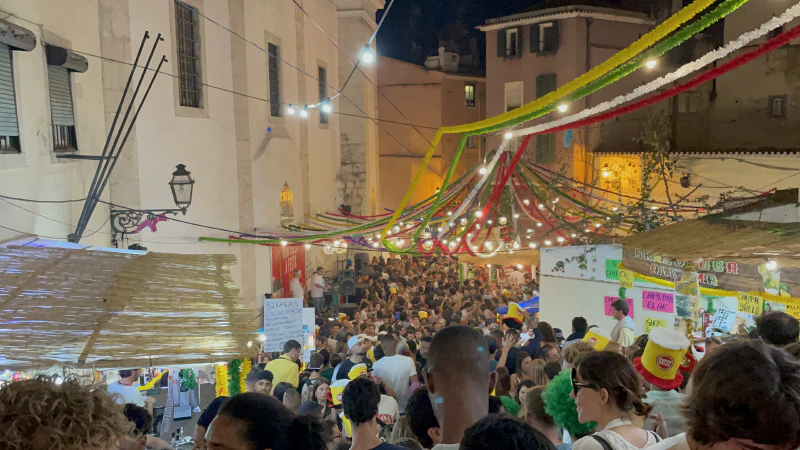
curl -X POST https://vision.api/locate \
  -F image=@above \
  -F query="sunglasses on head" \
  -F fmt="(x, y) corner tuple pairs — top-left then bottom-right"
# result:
(571, 368), (599, 397)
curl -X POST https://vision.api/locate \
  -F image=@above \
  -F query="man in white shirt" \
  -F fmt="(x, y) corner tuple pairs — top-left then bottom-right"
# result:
(508, 267), (525, 286)
(290, 269), (305, 304)
(371, 334), (418, 414)
(107, 368), (155, 415)
(309, 266), (328, 316)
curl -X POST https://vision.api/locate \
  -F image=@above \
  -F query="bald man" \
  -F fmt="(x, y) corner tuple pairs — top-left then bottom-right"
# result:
(423, 326), (497, 450)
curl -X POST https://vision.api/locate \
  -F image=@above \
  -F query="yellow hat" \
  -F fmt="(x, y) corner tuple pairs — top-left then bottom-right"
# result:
(337, 313), (347, 321)
(633, 328), (690, 390)
(390, 287), (397, 294)
(348, 363), (369, 380)
(366, 347), (376, 363)
(330, 379), (349, 406)
(502, 302), (524, 330)
(582, 328), (612, 351)
(503, 290), (511, 298)
(419, 311), (428, 319)
(339, 411), (353, 437)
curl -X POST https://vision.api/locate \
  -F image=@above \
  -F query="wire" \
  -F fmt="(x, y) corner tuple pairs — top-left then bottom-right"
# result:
(0, 193), (86, 203)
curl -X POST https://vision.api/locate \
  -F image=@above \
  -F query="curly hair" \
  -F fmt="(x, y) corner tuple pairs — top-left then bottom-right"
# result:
(562, 341), (594, 367)
(342, 376), (380, 425)
(542, 370), (597, 438)
(461, 414), (556, 450)
(578, 352), (652, 418)
(0, 377), (133, 450)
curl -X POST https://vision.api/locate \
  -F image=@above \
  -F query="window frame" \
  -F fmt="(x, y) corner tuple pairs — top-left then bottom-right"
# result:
(0, 43), (21, 154)
(175, 1), (203, 109)
(268, 42), (282, 118)
(506, 28), (519, 57)
(318, 65), (328, 125)
(465, 83), (476, 107)
(47, 65), (78, 152)
(769, 95), (787, 118)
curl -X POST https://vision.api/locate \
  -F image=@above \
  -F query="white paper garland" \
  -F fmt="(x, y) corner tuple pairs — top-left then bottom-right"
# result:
(510, 3), (800, 138)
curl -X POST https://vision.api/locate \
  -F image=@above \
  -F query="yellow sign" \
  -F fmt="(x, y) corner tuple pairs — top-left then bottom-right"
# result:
(737, 292), (764, 316)
(787, 304), (800, 320)
(620, 269), (634, 288)
(644, 317), (667, 334)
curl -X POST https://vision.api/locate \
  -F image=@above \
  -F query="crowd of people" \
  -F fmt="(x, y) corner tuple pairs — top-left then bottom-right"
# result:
(2, 254), (800, 450)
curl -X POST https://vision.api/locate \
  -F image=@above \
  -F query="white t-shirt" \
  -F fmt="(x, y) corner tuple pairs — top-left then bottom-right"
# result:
(290, 277), (304, 299)
(310, 273), (325, 298)
(377, 394), (399, 425)
(107, 382), (146, 407)
(509, 270), (525, 286)
(371, 354), (416, 413)
(639, 433), (689, 450)
(432, 444), (461, 450)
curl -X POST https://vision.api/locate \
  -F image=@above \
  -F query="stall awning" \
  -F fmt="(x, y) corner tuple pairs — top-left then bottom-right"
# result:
(0, 244), (258, 370)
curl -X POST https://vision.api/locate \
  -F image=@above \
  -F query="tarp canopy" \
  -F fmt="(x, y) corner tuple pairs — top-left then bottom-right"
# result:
(0, 243), (258, 370)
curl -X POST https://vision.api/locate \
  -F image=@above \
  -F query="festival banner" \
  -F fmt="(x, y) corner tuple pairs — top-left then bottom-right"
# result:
(271, 245), (306, 299)
(263, 298), (304, 352)
(642, 290), (675, 313)
(622, 248), (800, 298)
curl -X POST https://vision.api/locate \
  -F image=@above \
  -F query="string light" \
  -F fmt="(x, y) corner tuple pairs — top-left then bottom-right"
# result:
(538, 204), (545, 209)
(529, 243), (537, 248)
(503, 132), (513, 140)
(280, 240), (288, 246)
(536, 222), (542, 227)
(258, 334), (267, 342)
(322, 103), (332, 113)
(360, 46), (375, 64)
(571, 233), (577, 238)
(475, 211), (483, 217)
(527, 228), (533, 233)
(557, 103), (568, 113)
(523, 199), (530, 205)
(372, 242), (379, 248)
(487, 220), (493, 224)
(304, 243), (311, 249)
(513, 214), (519, 219)
(479, 167), (488, 175)
(645, 58), (658, 69)
(447, 211), (453, 216)
(544, 240), (552, 246)
(300, 108), (309, 118)
(287, 104), (295, 115)
(557, 237), (565, 243)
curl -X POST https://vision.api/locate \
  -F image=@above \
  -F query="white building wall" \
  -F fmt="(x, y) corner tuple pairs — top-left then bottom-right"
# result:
(0, 0), (110, 247)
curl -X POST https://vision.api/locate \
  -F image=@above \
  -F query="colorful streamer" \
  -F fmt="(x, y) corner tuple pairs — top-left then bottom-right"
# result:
(215, 364), (229, 397)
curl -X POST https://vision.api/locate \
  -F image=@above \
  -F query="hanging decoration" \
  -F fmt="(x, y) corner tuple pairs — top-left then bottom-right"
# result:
(240, 358), (252, 394)
(280, 182), (295, 226)
(228, 358), (242, 397)
(215, 364), (229, 397)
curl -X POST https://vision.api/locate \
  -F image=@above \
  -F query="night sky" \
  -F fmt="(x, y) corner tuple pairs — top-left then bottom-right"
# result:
(377, 0), (658, 69)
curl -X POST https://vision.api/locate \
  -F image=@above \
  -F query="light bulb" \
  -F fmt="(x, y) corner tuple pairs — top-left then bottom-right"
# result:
(304, 243), (311, 249)
(300, 108), (309, 118)
(247, 341), (253, 348)
(475, 211), (483, 217)
(447, 211), (453, 216)
(544, 240), (552, 246)
(503, 132), (513, 140)
(487, 264), (492, 268)
(456, 237), (461, 242)
(538, 204), (545, 209)
(557, 103), (568, 113)
(460, 218), (468, 225)
(258, 334), (267, 342)
(537, 222), (542, 227)
(375, 233), (381, 239)
(287, 104), (295, 115)
(479, 167), (488, 175)
(651, 206), (658, 210)
(517, 264), (524, 269)
(280, 240), (288, 246)
(322, 103), (332, 113)
(645, 59), (657, 69)
(527, 228), (533, 233)
(393, 226), (400, 233)
(485, 242), (493, 249)
(612, 207), (619, 212)
(766, 260), (779, 271)
(571, 233), (577, 238)
(529, 243), (537, 248)
(523, 199), (530, 205)
(557, 237), (565, 243)
(553, 197), (560, 203)
(361, 48), (375, 64)
(513, 214), (520, 219)
(487, 220), (493, 225)
(372, 242), (379, 248)
(595, 223), (601, 228)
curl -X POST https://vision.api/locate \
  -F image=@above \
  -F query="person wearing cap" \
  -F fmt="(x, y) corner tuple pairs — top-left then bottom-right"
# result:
(107, 368), (155, 415)
(265, 340), (302, 392)
(334, 335), (368, 381)
(609, 299), (636, 346)
(635, 328), (690, 437)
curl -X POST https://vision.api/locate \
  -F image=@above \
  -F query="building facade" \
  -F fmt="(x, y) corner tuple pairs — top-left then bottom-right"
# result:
(377, 54), (486, 210)
(0, 0), (381, 309)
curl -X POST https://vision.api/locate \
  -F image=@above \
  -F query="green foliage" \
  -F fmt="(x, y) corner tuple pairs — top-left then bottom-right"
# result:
(543, 370), (597, 437)
(180, 369), (197, 391)
(228, 359), (242, 396)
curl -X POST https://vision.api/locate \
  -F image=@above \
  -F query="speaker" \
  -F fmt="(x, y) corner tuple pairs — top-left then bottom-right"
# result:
(354, 252), (370, 277)
(339, 270), (355, 296)
(338, 303), (357, 320)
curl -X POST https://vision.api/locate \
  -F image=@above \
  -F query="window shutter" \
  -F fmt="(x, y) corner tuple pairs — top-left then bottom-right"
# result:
(530, 24), (540, 53)
(48, 66), (75, 126)
(0, 44), (19, 137)
(536, 74), (557, 98)
(516, 26), (524, 56)
(536, 134), (555, 163)
(546, 21), (560, 52)
(497, 30), (506, 57)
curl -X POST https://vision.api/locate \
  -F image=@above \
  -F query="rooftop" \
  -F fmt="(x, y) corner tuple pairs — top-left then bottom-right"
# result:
(478, 5), (653, 31)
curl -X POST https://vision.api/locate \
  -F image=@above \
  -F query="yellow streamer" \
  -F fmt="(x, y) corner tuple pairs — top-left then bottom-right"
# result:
(380, 0), (717, 247)
(619, 264), (800, 307)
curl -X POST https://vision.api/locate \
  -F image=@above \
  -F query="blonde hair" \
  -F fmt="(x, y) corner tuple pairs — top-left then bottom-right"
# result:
(0, 377), (133, 450)
(531, 359), (549, 386)
(562, 341), (595, 366)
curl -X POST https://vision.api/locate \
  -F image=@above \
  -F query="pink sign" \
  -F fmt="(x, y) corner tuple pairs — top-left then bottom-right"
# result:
(604, 296), (634, 319)
(642, 290), (675, 313)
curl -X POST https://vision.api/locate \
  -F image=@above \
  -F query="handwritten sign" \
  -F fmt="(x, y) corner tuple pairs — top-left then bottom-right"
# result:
(737, 292), (763, 316)
(619, 269), (634, 288)
(787, 304), (800, 320)
(644, 317), (667, 334)
(263, 298), (304, 352)
(606, 260), (621, 280)
(642, 290), (675, 313)
(604, 296), (634, 319)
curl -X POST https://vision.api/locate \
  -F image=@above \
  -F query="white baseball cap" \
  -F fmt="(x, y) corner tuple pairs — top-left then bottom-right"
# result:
(348, 334), (366, 350)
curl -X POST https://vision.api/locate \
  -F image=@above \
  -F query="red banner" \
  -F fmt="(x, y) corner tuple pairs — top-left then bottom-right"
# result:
(271, 245), (306, 299)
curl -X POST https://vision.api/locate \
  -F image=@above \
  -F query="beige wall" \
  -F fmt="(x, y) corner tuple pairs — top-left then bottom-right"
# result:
(377, 56), (485, 210)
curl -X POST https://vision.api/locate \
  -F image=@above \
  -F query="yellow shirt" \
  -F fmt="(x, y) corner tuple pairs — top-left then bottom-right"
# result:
(265, 355), (299, 392)
(617, 327), (635, 347)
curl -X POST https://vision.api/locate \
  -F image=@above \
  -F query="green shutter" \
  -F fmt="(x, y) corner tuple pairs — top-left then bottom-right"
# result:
(516, 26), (524, 57)
(536, 74), (557, 99)
(497, 29), (506, 57)
(48, 66), (75, 126)
(545, 21), (560, 52)
(0, 44), (19, 137)
(530, 24), (540, 53)
(536, 134), (555, 163)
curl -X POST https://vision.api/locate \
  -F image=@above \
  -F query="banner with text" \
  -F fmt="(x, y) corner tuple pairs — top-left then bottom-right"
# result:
(263, 298), (304, 352)
(271, 245), (306, 299)
(604, 296), (634, 319)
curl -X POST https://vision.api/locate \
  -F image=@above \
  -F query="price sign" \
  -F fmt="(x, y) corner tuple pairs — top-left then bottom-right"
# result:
(619, 269), (634, 288)
(606, 260), (621, 280)
(736, 292), (764, 316)
(644, 317), (667, 334)
(787, 303), (800, 320)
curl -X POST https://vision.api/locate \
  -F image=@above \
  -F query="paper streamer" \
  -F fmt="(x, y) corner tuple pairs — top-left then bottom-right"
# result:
(511, 1), (800, 138)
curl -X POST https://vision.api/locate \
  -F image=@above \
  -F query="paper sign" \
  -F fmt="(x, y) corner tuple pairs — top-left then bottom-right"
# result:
(302, 307), (316, 361)
(737, 292), (764, 316)
(642, 290), (675, 313)
(604, 296), (634, 319)
(263, 298), (304, 352)
(619, 269), (634, 288)
(787, 304), (800, 320)
(644, 317), (667, 334)
(712, 308), (736, 332)
(605, 260), (621, 280)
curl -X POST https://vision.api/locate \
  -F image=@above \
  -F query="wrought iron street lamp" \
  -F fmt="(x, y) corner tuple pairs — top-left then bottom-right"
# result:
(110, 164), (196, 236)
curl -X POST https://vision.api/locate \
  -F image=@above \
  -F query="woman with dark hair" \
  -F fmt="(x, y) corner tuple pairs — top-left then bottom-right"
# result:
(206, 392), (328, 450)
(510, 351), (534, 393)
(272, 382), (295, 402)
(494, 366), (521, 416)
(538, 322), (559, 347)
(570, 352), (659, 450)
(515, 379), (536, 418)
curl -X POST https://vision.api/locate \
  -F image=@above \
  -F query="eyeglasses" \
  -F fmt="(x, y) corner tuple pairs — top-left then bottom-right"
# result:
(571, 368), (599, 397)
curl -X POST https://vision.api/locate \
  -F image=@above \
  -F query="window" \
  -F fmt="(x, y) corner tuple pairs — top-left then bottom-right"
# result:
(531, 21), (559, 54)
(0, 43), (20, 152)
(268, 43), (282, 117)
(465, 83), (475, 107)
(677, 92), (700, 113)
(48, 66), (77, 151)
(769, 95), (787, 118)
(466, 135), (477, 149)
(497, 27), (523, 58)
(318, 66), (328, 124)
(536, 134), (555, 163)
(504, 81), (523, 112)
(175, 2), (203, 108)
(536, 74), (557, 99)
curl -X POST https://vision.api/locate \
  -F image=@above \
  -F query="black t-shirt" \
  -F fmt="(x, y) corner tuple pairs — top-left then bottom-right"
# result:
(371, 443), (406, 450)
(335, 359), (357, 380)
